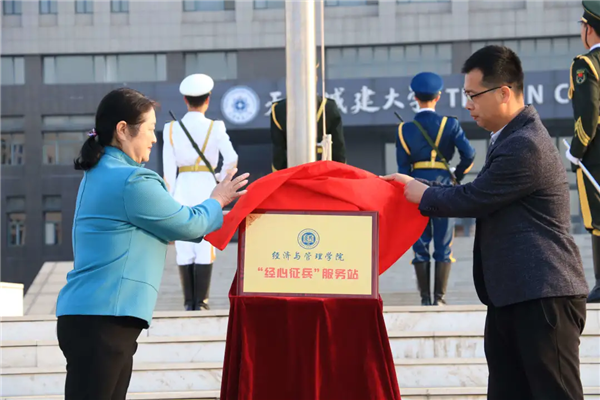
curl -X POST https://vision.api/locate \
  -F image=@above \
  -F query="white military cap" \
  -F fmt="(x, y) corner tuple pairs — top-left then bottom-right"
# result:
(179, 74), (214, 97)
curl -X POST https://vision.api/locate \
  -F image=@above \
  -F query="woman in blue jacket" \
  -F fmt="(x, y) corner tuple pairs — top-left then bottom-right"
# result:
(55, 87), (248, 399)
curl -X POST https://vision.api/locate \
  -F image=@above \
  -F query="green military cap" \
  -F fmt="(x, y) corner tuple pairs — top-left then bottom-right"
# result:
(582, 1), (600, 32)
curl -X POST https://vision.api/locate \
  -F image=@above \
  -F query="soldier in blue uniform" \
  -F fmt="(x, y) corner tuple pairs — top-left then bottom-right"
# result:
(396, 72), (476, 306)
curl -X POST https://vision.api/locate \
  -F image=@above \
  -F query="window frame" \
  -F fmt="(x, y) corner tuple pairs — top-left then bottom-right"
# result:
(39, 0), (58, 14)
(110, 0), (128, 13)
(1, 132), (25, 166)
(42, 131), (87, 165)
(75, 0), (93, 14)
(3, 0), (22, 15)
(182, 0), (234, 12)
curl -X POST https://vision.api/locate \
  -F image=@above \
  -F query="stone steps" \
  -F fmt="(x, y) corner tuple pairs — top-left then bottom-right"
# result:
(3, 305), (600, 342)
(3, 305), (599, 397)
(3, 387), (600, 400)
(2, 359), (599, 396)
(3, 330), (600, 369)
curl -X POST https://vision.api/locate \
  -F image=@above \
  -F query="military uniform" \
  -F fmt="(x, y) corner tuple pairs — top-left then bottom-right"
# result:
(270, 96), (346, 171)
(163, 74), (238, 310)
(397, 72), (476, 306)
(568, 1), (600, 303)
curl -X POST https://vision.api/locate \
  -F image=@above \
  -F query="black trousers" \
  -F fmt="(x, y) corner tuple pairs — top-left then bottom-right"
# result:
(57, 315), (146, 400)
(485, 296), (587, 400)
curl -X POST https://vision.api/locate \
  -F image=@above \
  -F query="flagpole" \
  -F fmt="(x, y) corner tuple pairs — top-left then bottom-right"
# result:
(285, 0), (317, 167)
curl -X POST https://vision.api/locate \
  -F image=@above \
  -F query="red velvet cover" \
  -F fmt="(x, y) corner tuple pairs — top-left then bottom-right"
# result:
(206, 161), (428, 400)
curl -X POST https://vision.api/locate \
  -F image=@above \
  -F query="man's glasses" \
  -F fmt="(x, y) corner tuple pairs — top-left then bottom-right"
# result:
(463, 86), (512, 102)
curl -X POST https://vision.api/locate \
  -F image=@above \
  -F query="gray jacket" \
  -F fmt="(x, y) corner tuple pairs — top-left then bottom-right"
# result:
(419, 105), (588, 307)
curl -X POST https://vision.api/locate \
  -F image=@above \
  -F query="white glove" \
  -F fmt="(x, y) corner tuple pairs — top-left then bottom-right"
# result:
(450, 167), (456, 173)
(565, 149), (581, 166)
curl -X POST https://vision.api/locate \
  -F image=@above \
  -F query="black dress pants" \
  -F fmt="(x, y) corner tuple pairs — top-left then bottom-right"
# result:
(485, 296), (587, 400)
(57, 315), (146, 400)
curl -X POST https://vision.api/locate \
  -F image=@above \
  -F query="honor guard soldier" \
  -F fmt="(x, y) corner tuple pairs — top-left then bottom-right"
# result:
(568, 1), (600, 303)
(162, 73), (239, 310)
(270, 94), (346, 171)
(396, 72), (476, 306)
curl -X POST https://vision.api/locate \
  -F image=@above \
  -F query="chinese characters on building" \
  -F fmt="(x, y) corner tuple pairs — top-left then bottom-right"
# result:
(262, 83), (559, 117)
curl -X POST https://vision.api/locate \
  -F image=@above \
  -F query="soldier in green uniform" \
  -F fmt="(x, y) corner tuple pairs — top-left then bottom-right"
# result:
(270, 94), (346, 171)
(569, 1), (600, 303)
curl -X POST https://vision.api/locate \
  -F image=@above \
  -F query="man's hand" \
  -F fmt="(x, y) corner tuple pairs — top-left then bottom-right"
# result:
(404, 179), (428, 204)
(210, 168), (249, 208)
(379, 173), (414, 185)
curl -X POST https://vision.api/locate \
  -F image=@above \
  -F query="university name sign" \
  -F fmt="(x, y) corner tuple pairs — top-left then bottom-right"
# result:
(210, 70), (574, 128)
(149, 69), (574, 129)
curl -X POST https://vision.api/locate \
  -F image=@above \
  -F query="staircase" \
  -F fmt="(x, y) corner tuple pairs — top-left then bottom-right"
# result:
(2, 305), (600, 399)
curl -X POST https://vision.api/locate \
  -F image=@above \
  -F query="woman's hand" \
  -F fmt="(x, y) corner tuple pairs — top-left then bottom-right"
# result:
(210, 169), (250, 208)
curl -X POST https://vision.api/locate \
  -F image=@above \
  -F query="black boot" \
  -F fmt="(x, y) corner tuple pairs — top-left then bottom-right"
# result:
(178, 264), (195, 311)
(433, 262), (452, 306)
(413, 262), (431, 306)
(588, 235), (600, 303)
(193, 263), (213, 310)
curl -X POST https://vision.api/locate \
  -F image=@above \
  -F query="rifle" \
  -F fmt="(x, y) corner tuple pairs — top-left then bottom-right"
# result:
(394, 112), (458, 185)
(168, 110), (218, 185)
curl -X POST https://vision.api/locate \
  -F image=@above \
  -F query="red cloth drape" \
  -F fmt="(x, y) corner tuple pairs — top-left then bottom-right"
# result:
(206, 161), (428, 400)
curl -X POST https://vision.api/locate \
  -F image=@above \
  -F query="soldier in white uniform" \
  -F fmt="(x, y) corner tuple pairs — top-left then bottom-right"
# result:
(162, 73), (238, 310)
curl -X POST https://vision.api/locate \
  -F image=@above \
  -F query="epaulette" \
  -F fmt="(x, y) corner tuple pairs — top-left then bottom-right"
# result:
(445, 115), (458, 119)
(569, 53), (600, 99)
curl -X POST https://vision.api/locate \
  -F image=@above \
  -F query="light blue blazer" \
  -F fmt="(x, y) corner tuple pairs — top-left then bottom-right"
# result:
(56, 146), (223, 326)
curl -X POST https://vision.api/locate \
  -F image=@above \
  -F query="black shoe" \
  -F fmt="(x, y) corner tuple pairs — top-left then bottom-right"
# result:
(588, 235), (600, 303)
(413, 262), (431, 306)
(193, 263), (213, 310)
(177, 264), (195, 311)
(433, 262), (452, 306)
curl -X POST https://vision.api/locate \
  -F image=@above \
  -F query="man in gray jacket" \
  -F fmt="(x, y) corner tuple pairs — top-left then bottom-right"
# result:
(383, 45), (589, 400)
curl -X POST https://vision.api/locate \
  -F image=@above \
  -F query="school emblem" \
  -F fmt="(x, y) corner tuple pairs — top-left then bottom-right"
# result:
(298, 229), (320, 250)
(221, 86), (260, 125)
(576, 69), (587, 85)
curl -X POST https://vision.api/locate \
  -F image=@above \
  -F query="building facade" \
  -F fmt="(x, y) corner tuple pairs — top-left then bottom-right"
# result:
(0, 0), (588, 290)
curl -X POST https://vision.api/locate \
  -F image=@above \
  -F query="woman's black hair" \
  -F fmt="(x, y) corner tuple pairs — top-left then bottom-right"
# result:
(74, 88), (158, 171)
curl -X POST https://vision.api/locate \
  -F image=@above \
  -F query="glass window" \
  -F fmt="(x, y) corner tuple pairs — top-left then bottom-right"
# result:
(75, 0), (93, 13)
(43, 55), (167, 84)
(43, 196), (62, 246)
(6, 197), (26, 247)
(183, 0), (234, 11)
(6, 196), (25, 212)
(325, 0), (377, 5)
(115, 54), (167, 82)
(184, 52), (237, 81)
(1, 116), (25, 132)
(39, 0), (57, 14)
(42, 132), (86, 165)
(326, 44), (452, 79)
(471, 37), (581, 72)
(1, 57), (25, 85)
(254, 0), (284, 9)
(1, 133), (25, 165)
(7, 212), (26, 246)
(42, 115), (95, 130)
(397, 0), (449, 2)
(3, 0), (22, 15)
(44, 212), (62, 245)
(111, 0), (128, 13)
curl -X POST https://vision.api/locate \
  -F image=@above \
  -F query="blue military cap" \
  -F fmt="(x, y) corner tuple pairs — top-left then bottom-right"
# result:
(410, 72), (443, 95)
